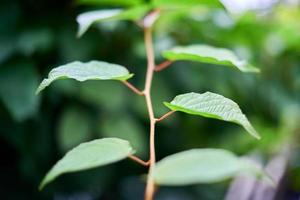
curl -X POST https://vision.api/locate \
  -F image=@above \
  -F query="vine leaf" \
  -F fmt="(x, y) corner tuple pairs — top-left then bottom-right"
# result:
(152, 149), (270, 186)
(36, 61), (133, 94)
(39, 138), (135, 190)
(164, 92), (260, 139)
(77, 5), (150, 37)
(162, 45), (260, 73)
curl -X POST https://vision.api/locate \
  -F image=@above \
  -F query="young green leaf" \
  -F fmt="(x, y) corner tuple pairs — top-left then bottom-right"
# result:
(77, 5), (150, 37)
(39, 138), (134, 190)
(164, 92), (260, 139)
(152, 149), (240, 185)
(152, 0), (222, 9)
(76, 0), (143, 7)
(163, 45), (260, 73)
(152, 149), (270, 186)
(36, 61), (133, 94)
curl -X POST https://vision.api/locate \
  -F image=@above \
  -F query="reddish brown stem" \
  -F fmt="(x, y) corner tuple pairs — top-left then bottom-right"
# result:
(122, 80), (144, 96)
(154, 60), (173, 72)
(129, 155), (150, 167)
(156, 111), (176, 122)
(143, 27), (157, 200)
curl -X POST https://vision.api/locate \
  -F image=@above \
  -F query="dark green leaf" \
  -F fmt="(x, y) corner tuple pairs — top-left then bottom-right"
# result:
(0, 62), (40, 121)
(58, 107), (91, 152)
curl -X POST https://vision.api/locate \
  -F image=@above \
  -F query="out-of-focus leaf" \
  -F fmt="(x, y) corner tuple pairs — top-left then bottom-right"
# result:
(36, 61), (133, 94)
(0, 61), (39, 121)
(58, 107), (91, 153)
(152, 149), (271, 186)
(79, 81), (126, 111)
(163, 45), (260, 73)
(152, 0), (222, 9)
(0, 37), (15, 63)
(76, 5), (150, 37)
(76, 0), (144, 6)
(152, 149), (240, 185)
(39, 138), (134, 190)
(99, 114), (147, 157)
(17, 29), (53, 56)
(164, 92), (260, 139)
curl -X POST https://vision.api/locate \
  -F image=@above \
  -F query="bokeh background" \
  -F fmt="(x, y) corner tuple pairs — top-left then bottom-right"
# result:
(0, 0), (300, 199)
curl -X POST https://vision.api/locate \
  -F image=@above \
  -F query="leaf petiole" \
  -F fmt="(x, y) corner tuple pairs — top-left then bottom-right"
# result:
(129, 155), (150, 167)
(154, 60), (173, 72)
(156, 111), (176, 122)
(122, 80), (144, 96)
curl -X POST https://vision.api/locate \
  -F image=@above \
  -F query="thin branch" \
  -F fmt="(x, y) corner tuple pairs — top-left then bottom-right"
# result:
(144, 26), (157, 200)
(156, 111), (176, 122)
(154, 60), (173, 72)
(129, 155), (150, 167)
(122, 80), (144, 96)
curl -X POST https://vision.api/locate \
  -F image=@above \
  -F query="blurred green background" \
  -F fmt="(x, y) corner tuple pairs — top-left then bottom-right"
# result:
(0, 0), (300, 199)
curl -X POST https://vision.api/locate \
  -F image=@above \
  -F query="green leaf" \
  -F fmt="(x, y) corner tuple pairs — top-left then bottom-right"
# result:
(39, 138), (134, 190)
(163, 45), (260, 73)
(164, 92), (260, 139)
(152, 0), (222, 9)
(99, 114), (147, 157)
(76, 0), (143, 7)
(152, 149), (271, 186)
(36, 61), (133, 94)
(76, 5), (150, 37)
(152, 149), (240, 185)
(0, 61), (40, 121)
(58, 107), (91, 153)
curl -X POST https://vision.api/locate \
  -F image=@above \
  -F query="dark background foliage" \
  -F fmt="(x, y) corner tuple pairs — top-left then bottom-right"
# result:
(0, 0), (300, 199)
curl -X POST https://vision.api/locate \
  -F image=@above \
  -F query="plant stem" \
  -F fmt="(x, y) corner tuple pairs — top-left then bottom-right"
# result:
(129, 155), (150, 166)
(143, 26), (157, 200)
(122, 80), (144, 96)
(156, 111), (176, 122)
(154, 60), (173, 72)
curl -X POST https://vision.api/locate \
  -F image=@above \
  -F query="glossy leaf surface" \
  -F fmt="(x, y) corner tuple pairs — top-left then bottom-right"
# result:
(36, 61), (133, 94)
(164, 92), (260, 139)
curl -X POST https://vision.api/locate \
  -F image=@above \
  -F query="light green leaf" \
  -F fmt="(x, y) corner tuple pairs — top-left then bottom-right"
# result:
(153, 0), (222, 9)
(40, 138), (134, 190)
(163, 45), (260, 73)
(152, 149), (270, 186)
(36, 61), (133, 94)
(164, 92), (260, 139)
(152, 149), (240, 185)
(76, 0), (143, 7)
(77, 5), (150, 37)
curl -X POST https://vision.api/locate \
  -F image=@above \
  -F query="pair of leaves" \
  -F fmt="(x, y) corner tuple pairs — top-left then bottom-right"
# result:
(40, 137), (268, 189)
(36, 60), (259, 139)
